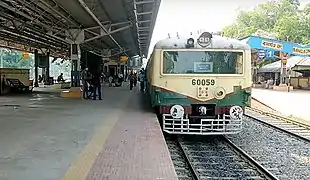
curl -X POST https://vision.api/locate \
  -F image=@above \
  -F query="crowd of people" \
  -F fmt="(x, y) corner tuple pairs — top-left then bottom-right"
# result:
(81, 68), (102, 100)
(78, 67), (146, 100)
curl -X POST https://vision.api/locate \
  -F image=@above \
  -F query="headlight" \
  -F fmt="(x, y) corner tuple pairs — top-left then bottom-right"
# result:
(213, 87), (226, 99)
(229, 106), (243, 119)
(170, 104), (185, 119)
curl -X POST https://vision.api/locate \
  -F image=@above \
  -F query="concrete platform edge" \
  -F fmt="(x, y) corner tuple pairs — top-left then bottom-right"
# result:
(61, 95), (131, 180)
(251, 97), (310, 127)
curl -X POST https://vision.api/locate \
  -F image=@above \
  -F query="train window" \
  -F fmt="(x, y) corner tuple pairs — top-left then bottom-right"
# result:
(162, 51), (243, 74)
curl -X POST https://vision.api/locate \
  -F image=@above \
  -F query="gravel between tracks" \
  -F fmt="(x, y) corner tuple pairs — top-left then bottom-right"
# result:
(165, 137), (194, 180)
(227, 116), (310, 180)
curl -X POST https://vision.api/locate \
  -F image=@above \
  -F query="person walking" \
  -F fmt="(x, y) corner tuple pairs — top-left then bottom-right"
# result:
(133, 72), (137, 87)
(128, 71), (135, 90)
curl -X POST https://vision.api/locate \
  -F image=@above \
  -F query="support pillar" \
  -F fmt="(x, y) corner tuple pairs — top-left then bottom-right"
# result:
(71, 44), (81, 87)
(65, 29), (84, 88)
(0, 49), (3, 68)
(120, 64), (125, 75)
(34, 49), (39, 87)
(280, 63), (287, 84)
(46, 50), (50, 84)
(280, 52), (288, 85)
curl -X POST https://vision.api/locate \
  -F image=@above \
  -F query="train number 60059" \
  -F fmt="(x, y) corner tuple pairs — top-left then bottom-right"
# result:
(192, 79), (215, 86)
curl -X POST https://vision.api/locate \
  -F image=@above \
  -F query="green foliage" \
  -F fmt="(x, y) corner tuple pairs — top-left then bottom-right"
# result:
(257, 58), (276, 68)
(0, 48), (72, 80)
(222, 0), (310, 44)
(0, 49), (33, 69)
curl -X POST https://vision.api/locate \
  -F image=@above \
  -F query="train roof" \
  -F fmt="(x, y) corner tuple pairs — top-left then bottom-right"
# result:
(154, 33), (251, 50)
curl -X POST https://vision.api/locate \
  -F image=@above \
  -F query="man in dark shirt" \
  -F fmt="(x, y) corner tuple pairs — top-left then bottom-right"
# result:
(91, 73), (102, 100)
(128, 71), (135, 90)
(57, 73), (65, 83)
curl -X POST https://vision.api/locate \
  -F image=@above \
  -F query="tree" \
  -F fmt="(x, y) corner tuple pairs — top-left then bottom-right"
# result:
(222, 0), (310, 44)
(0, 48), (33, 69)
(0, 48), (72, 80)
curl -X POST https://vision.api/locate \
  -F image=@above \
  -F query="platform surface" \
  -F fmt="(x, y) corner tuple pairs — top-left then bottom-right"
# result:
(252, 88), (310, 121)
(0, 85), (177, 180)
(84, 90), (178, 180)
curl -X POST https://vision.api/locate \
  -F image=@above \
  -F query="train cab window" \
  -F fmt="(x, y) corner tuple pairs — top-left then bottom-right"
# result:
(163, 51), (176, 73)
(235, 53), (243, 74)
(162, 51), (244, 74)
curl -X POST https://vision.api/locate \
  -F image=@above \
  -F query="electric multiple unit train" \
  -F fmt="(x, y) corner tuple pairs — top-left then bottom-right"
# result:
(145, 32), (252, 135)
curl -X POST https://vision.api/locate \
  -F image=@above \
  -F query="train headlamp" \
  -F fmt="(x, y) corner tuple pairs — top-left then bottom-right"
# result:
(213, 87), (226, 100)
(186, 38), (195, 48)
(229, 106), (243, 120)
(170, 105), (185, 119)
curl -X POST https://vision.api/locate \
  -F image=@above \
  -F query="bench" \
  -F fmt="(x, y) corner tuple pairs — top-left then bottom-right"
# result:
(5, 78), (31, 93)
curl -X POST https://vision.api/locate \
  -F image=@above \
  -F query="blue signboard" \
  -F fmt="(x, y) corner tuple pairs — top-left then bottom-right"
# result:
(257, 50), (266, 59)
(266, 50), (274, 58)
(242, 35), (310, 57)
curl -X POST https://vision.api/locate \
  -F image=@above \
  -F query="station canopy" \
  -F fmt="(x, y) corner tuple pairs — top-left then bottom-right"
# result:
(0, 0), (161, 59)
(258, 56), (310, 73)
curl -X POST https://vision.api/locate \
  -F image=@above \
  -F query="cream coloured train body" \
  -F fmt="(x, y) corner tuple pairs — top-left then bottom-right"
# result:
(145, 32), (252, 135)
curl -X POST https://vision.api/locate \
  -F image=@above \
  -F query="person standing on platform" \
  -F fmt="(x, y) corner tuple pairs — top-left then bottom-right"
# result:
(117, 72), (124, 86)
(92, 72), (102, 100)
(81, 68), (90, 99)
(139, 68), (146, 92)
(129, 71), (135, 90)
(133, 72), (138, 87)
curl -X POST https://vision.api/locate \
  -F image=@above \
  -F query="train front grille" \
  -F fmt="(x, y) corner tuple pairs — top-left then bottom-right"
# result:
(162, 104), (242, 135)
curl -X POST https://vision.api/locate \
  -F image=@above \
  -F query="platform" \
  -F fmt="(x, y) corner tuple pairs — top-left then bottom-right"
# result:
(0, 85), (178, 180)
(252, 88), (310, 123)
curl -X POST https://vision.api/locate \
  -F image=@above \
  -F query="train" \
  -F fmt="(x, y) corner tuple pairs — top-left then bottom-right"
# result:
(145, 32), (252, 135)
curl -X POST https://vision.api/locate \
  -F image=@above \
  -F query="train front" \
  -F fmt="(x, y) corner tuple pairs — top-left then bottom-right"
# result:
(156, 32), (252, 135)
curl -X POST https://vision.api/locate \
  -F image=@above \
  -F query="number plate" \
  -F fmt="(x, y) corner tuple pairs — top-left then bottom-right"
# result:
(192, 79), (215, 86)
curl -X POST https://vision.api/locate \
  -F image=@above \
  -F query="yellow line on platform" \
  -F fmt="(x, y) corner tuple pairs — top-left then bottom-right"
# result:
(62, 97), (130, 180)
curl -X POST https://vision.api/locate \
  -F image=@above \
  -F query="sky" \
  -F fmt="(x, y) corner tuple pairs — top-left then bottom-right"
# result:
(147, 0), (310, 59)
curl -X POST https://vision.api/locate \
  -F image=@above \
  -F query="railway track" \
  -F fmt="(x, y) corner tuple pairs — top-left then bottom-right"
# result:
(167, 135), (279, 180)
(245, 107), (310, 142)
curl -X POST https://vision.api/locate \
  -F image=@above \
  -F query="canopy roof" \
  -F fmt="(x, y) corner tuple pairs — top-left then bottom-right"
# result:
(258, 56), (310, 73)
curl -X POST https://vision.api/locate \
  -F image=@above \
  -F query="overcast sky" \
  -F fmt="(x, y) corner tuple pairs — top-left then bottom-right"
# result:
(147, 0), (310, 58)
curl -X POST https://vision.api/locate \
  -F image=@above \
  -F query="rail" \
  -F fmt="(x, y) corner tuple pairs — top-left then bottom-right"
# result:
(246, 107), (310, 142)
(224, 136), (279, 180)
(248, 107), (310, 129)
(173, 136), (278, 180)
(175, 136), (200, 180)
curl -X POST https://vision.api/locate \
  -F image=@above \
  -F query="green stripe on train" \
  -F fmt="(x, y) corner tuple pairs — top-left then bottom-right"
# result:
(147, 85), (251, 107)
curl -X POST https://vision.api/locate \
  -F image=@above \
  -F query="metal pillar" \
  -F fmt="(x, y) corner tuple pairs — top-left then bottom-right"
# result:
(46, 51), (50, 84)
(65, 29), (84, 87)
(280, 52), (288, 84)
(71, 44), (81, 87)
(280, 63), (287, 84)
(34, 49), (39, 87)
(0, 49), (3, 68)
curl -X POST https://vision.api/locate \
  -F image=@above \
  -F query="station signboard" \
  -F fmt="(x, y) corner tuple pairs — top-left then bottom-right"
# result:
(22, 53), (29, 59)
(120, 56), (128, 63)
(257, 50), (266, 59)
(292, 47), (310, 55)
